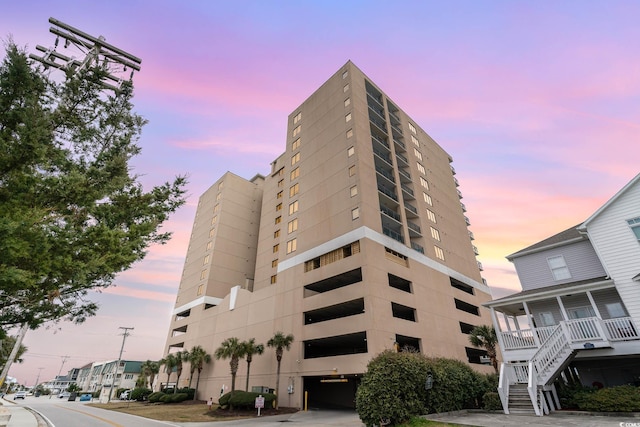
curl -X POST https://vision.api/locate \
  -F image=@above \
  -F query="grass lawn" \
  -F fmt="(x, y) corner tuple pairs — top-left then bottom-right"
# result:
(88, 400), (298, 423)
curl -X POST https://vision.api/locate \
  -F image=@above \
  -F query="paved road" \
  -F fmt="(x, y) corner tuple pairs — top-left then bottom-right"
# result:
(175, 409), (365, 427)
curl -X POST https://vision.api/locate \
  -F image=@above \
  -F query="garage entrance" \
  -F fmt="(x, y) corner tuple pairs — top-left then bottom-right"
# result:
(303, 375), (360, 409)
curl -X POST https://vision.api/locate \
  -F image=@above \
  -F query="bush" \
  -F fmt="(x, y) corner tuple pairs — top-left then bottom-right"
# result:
(556, 382), (596, 409)
(218, 390), (275, 410)
(355, 351), (489, 426)
(130, 387), (152, 401)
(575, 385), (640, 412)
(148, 391), (165, 403)
(482, 392), (502, 410)
(176, 387), (195, 400)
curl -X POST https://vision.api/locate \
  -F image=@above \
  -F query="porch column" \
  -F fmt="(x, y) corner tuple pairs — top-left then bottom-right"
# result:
(585, 291), (603, 318)
(490, 307), (506, 353)
(513, 316), (523, 338)
(522, 301), (540, 346)
(556, 296), (569, 321)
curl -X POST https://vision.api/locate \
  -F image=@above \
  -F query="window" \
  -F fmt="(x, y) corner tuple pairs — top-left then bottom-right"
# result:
(273, 244), (279, 253)
(203, 255), (210, 265)
(628, 217), (640, 241)
(434, 246), (445, 260)
(218, 181), (224, 190)
(276, 203), (282, 212)
(539, 312), (555, 327)
(344, 98), (351, 107)
(290, 167), (300, 180)
(216, 192), (222, 201)
(343, 83), (349, 92)
(289, 200), (299, 215)
(206, 241), (212, 251)
(346, 128), (353, 138)
(275, 216), (281, 224)
(278, 168), (285, 176)
(420, 177), (429, 189)
(454, 298), (478, 316)
(274, 229), (280, 238)
(352, 207), (360, 220)
(350, 185), (358, 197)
(409, 122), (416, 134)
(292, 138), (301, 150)
(291, 152), (300, 165)
(417, 163), (426, 174)
(292, 125), (301, 137)
(197, 284), (204, 296)
(423, 192), (432, 206)
(277, 191), (283, 199)
(293, 111), (302, 124)
(426, 209), (436, 223)
(345, 112), (352, 122)
(430, 227), (440, 241)
(349, 165), (356, 177)
(272, 259), (278, 268)
(414, 148), (422, 161)
(606, 302), (626, 318)
(278, 179), (284, 188)
(270, 275), (277, 284)
(411, 135), (419, 146)
(289, 183), (299, 197)
(548, 255), (571, 280)
(287, 238), (297, 254)
(200, 270), (207, 280)
(211, 215), (217, 225)
(213, 204), (219, 213)
(288, 218), (298, 233)
(209, 228), (216, 237)
(347, 146), (355, 157)
(342, 70), (348, 79)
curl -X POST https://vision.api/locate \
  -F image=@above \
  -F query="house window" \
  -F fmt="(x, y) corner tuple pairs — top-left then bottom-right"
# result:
(292, 138), (301, 150)
(346, 129), (353, 138)
(287, 238), (297, 254)
(345, 112), (352, 123)
(423, 192), (432, 206)
(350, 185), (358, 197)
(349, 165), (356, 177)
(344, 98), (351, 107)
(434, 246), (445, 260)
(628, 217), (640, 241)
(426, 209), (436, 223)
(274, 229), (280, 238)
(276, 203), (282, 212)
(291, 152), (300, 165)
(539, 312), (555, 326)
(200, 270), (207, 280)
(411, 135), (419, 146)
(272, 259), (278, 268)
(273, 244), (279, 253)
(290, 167), (300, 180)
(218, 181), (224, 190)
(289, 200), (299, 215)
(206, 241), (212, 251)
(197, 285), (204, 296)
(278, 179), (284, 188)
(209, 228), (215, 237)
(289, 183), (299, 197)
(343, 83), (350, 92)
(409, 122), (416, 134)
(203, 255), (210, 265)
(270, 275), (277, 284)
(292, 125), (301, 137)
(606, 302), (626, 318)
(420, 177), (429, 189)
(275, 216), (281, 224)
(568, 306), (595, 319)
(417, 163), (426, 174)
(342, 70), (348, 79)
(288, 218), (298, 233)
(277, 191), (283, 199)
(211, 215), (217, 225)
(430, 227), (440, 241)
(213, 204), (219, 213)
(352, 207), (360, 220)
(293, 111), (302, 124)
(347, 146), (355, 157)
(548, 255), (571, 280)
(216, 192), (222, 201)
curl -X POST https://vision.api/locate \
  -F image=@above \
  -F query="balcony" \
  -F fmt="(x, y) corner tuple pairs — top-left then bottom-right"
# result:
(366, 90), (384, 109)
(460, 202), (466, 212)
(376, 166), (395, 184)
(407, 221), (421, 235)
(404, 202), (418, 218)
(393, 137), (406, 150)
(477, 261), (483, 271)
(373, 147), (393, 166)
(383, 226), (404, 243)
(468, 230), (475, 240)
(380, 205), (401, 222)
(369, 111), (388, 134)
(472, 245), (479, 255)
(411, 242), (424, 254)
(396, 152), (409, 167)
(372, 134), (389, 150)
(397, 168), (412, 182)
(378, 185), (398, 202)
(464, 215), (471, 226)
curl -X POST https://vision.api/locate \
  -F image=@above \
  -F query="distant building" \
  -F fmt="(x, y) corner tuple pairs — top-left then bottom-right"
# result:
(487, 173), (640, 415)
(163, 61), (493, 408)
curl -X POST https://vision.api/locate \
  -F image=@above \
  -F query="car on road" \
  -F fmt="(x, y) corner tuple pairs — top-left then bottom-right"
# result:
(13, 391), (27, 400)
(59, 392), (71, 399)
(79, 393), (92, 402)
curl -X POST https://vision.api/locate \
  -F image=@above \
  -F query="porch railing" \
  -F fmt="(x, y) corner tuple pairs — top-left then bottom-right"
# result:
(603, 317), (638, 341)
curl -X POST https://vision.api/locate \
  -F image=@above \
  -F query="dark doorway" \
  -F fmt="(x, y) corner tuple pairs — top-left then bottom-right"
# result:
(303, 375), (360, 409)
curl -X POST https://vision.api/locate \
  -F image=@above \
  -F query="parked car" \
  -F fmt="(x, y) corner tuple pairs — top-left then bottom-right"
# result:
(79, 393), (92, 402)
(14, 391), (27, 400)
(59, 392), (71, 399)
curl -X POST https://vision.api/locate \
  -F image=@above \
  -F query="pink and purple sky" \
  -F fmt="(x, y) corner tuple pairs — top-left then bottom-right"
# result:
(2, 1), (639, 386)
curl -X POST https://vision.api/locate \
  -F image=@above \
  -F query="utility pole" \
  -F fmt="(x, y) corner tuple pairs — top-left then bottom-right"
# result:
(108, 327), (133, 402)
(53, 356), (70, 396)
(29, 17), (142, 93)
(34, 367), (44, 389)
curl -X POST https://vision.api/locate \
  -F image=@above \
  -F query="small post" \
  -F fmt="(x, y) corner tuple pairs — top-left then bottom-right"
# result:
(304, 391), (308, 411)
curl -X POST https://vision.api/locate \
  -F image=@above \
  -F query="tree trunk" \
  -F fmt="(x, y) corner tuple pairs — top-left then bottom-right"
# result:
(194, 369), (202, 401)
(274, 359), (281, 409)
(0, 324), (28, 390)
(245, 361), (252, 391)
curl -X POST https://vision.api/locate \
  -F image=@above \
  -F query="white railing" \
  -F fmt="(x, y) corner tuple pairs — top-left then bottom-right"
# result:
(512, 362), (529, 383)
(531, 324), (570, 384)
(527, 361), (541, 416)
(535, 326), (556, 344)
(603, 317), (639, 341)
(565, 317), (605, 342)
(500, 329), (536, 349)
(497, 362), (509, 414)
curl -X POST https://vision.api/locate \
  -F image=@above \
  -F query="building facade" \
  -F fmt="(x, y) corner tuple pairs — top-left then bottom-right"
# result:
(163, 61), (493, 408)
(487, 173), (640, 415)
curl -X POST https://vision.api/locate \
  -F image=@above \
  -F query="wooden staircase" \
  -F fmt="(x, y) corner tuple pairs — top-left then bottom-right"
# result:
(507, 385), (536, 414)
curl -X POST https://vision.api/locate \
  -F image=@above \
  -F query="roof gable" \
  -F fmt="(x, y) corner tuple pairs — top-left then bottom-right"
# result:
(579, 172), (640, 230)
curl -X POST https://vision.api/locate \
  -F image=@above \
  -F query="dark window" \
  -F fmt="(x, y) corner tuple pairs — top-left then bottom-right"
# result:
(304, 332), (367, 359)
(304, 268), (362, 297)
(391, 302), (416, 322)
(388, 273), (412, 293)
(450, 277), (474, 295)
(465, 347), (489, 365)
(304, 299), (365, 325)
(395, 334), (421, 352)
(459, 322), (476, 334)
(454, 298), (479, 316)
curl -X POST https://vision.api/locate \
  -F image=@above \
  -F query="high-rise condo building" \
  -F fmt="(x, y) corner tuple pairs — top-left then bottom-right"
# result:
(163, 61), (493, 408)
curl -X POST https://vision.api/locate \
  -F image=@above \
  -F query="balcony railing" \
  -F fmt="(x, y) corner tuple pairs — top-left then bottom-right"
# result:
(396, 153), (408, 165)
(411, 242), (424, 254)
(393, 138), (405, 149)
(378, 185), (398, 201)
(372, 134), (389, 149)
(404, 203), (417, 215)
(376, 166), (395, 183)
(407, 221), (421, 234)
(373, 147), (393, 165)
(383, 226), (404, 243)
(380, 205), (401, 222)
(401, 184), (414, 197)
(398, 168), (412, 181)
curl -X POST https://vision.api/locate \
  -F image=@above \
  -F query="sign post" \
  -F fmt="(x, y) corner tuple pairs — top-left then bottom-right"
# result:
(255, 394), (265, 416)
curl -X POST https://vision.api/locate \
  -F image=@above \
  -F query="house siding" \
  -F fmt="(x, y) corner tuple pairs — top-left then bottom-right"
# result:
(512, 240), (606, 292)
(585, 181), (640, 321)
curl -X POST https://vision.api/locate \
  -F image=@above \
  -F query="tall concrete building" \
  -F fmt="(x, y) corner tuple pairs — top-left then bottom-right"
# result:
(163, 61), (493, 408)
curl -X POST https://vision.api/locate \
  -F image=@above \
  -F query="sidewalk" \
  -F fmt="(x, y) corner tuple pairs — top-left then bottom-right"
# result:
(0, 400), (40, 427)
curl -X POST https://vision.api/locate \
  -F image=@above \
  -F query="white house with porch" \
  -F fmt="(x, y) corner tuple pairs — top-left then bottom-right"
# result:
(486, 172), (640, 416)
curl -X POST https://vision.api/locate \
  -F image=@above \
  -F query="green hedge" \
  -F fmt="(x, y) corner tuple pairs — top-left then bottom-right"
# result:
(574, 385), (640, 412)
(131, 388), (152, 401)
(482, 392), (502, 410)
(148, 391), (165, 403)
(218, 391), (276, 410)
(355, 351), (492, 426)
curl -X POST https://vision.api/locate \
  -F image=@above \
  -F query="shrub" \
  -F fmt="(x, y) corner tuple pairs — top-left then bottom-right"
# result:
(169, 393), (189, 403)
(130, 387), (152, 401)
(159, 393), (173, 403)
(218, 391), (276, 410)
(482, 392), (502, 410)
(424, 358), (484, 414)
(556, 382), (596, 409)
(148, 391), (165, 403)
(575, 385), (640, 412)
(176, 387), (195, 400)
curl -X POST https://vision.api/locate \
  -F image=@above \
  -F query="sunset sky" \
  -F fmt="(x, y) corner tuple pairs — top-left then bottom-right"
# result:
(2, 1), (639, 386)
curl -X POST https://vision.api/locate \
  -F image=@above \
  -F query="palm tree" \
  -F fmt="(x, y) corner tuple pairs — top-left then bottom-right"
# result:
(161, 353), (179, 392)
(242, 338), (264, 391)
(174, 350), (189, 393)
(187, 345), (212, 400)
(267, 332), (294, 409)
(140, 360), (160, 390)
(468, 325), (499, 373)
(214, 337), (245, 393)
